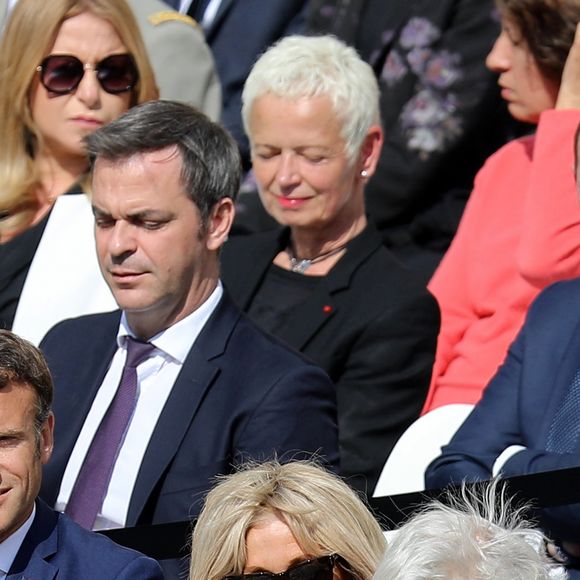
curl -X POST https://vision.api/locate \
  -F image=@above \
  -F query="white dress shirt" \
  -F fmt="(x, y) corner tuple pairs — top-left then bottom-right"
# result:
(0, 504), (35, 579)
(55, 283), (223, 529)
(178, 0), (222, 28)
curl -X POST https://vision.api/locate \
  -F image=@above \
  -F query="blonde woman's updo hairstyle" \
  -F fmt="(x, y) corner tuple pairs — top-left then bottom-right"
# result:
(189, 460), (386, 580)
(0, 0), (158, 234)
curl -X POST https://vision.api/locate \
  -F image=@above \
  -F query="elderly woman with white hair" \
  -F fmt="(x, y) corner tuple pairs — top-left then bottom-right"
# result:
(189, 460), (386, 579)
(373, 483), (568, 580)
(220, 34), (439, 495)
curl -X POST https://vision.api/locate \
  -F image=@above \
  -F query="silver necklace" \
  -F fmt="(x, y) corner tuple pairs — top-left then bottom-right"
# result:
(287, 242), (347, 274)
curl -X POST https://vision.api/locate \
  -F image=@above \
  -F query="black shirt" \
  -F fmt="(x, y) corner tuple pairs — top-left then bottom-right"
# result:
(247, 264), (321, 335)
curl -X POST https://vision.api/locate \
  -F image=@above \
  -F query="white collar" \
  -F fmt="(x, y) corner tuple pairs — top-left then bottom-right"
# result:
(180, 0), (222, 27)
(0, 503), (36, 575)
(117, 282), (224, 364)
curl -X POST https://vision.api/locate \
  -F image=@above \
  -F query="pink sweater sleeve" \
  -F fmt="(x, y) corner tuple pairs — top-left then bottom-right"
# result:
(517, 109), (580, 286)
(424, 109), (580, 414)
(424, 154), (493, 412)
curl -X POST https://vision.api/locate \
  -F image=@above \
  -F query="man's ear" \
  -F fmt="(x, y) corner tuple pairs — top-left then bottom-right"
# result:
(206, 198), (235, 251)
(40, 413), (54, 465)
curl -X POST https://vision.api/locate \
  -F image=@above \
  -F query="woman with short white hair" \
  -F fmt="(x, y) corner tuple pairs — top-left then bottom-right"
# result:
(221, 34), (439, 495)
(374, 484), (567, 580)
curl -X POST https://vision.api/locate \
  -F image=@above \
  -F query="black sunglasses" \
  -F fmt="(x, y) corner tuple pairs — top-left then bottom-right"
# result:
(223, 554), (339, 580)
(36, 53), (139, 95)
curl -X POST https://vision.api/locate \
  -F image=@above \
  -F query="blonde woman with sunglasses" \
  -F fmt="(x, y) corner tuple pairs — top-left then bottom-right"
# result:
(0, 0), (158, 342)
(189, 461), (386, 580)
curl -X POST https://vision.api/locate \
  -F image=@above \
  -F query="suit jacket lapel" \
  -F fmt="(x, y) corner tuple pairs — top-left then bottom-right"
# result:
(277, 287), (338, 349)
(7, 500), (58, 580)
(41, 312), (121, 505)
(64, 315), (120, 422)
(225, 229), (289, 310)
(126, 295), (240, 524)
(203, 0), (234, 41)
(275, 226), (382, 350)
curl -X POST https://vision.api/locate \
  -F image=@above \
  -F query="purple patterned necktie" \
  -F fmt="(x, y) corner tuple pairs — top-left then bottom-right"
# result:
(65, 337), (156, 529)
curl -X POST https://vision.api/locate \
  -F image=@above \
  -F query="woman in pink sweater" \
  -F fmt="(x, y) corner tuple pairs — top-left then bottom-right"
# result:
(425, 0), (580, 412)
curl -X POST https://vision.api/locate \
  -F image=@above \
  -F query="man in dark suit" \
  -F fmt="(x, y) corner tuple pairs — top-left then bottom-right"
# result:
(38, 101), (338, 566)
(425, 278), (580, 577)
(0, 329), (162, 579)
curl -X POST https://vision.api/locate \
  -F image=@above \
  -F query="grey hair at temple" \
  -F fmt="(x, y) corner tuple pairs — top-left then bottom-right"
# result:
(0, 329), (52, 444)
(85, 100), (242, 229)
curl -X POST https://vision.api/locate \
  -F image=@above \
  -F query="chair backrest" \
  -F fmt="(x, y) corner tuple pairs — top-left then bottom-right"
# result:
(373, 404), (474, 497)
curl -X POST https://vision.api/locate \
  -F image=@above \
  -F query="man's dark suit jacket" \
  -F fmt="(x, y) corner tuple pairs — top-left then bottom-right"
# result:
(221, 225), (439, 494)
(7, 499), (162, 579)
(426, 279), (580, 543)
(200, 0), (307, 168)
(39, 292), (339, 526)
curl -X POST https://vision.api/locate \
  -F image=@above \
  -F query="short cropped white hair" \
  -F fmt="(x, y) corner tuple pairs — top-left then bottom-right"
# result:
(373, 482), (567, 580)
(241, 35), (381, 162)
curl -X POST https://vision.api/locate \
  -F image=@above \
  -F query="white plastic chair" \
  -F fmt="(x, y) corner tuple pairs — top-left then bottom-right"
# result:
(373, 404), (474, 497)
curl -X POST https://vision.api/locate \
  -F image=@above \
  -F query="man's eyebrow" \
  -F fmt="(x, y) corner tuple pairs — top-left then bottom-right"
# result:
(91, 207), (172, 220)
(91, 205), (109, 217)
(0, 428), (25, 437)
(131, 209), (172, 217)
(125, 210), (174, 222)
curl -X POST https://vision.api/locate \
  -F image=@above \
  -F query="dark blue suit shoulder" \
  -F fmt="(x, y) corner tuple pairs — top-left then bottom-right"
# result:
(10, 500), (163, 579)
(55, 513), (163, 578)
(523, 278), (580, 335)
(41, 310), (121, 347)
(231, 309), (324, 371)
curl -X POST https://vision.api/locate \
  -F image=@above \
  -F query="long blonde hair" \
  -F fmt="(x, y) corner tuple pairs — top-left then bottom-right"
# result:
(0, 0), (158, 234)
(189, 461), (387, 580)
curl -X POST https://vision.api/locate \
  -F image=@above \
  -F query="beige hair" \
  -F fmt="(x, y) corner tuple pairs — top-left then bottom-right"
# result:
(0, 0), (158, 234)
(189, 461), (387, 580)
